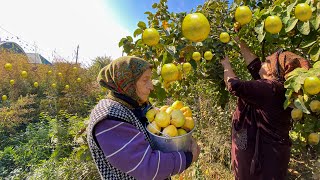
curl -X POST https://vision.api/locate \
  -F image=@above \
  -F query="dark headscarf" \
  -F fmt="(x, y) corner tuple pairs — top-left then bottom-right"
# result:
(97, 56), (152, 105)
(266, 50), (311, 82)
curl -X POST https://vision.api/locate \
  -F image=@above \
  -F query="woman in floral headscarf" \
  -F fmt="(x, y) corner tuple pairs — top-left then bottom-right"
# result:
(87, 56), (200, 180)
(221, 37), (311, 180)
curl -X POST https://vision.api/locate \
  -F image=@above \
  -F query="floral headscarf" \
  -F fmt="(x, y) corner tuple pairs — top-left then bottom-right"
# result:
(266, 50), (311, 82)
(97, 56), (152, 103)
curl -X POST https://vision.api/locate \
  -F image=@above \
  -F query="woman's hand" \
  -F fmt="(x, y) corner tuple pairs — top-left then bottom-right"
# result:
(220, 56), (231, 69)
(190, 137), (201, 163)
(231, 36), (258, 66)
(221, 56), (237, 83)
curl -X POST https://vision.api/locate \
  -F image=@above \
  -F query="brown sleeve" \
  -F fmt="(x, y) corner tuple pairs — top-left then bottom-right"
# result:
(247, 58), (261, 80)
(227, 78), (275, 106)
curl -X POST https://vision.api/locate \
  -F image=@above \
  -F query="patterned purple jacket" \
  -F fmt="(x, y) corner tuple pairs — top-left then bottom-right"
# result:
(88, 98), (192, 180)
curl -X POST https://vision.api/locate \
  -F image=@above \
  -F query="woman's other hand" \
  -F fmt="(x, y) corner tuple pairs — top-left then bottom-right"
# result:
(190, 137), (201, 163)
(221, 56), (231, 68)
(221, 56), (237, 83)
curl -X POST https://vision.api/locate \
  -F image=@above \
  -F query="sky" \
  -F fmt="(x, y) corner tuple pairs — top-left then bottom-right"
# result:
(0, 0), (207, 66)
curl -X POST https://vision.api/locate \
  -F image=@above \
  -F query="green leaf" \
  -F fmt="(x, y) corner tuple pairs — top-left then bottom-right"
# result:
(254, 9), (260, 18)
(165, 46), (176, 56)
(274, 0), (287, 6)
(285, 18), (298, 32)
(286, 68), (308, 79)
(310, 16), (320, 30)
(284, 98), (291, 109)
(284, 89), (293, 109)
(285, 89), (293, 99)
(313, 61), (320, 68)
(272, 6), (283, 15)
(162, 51), (168, 64)
(282, 16), (291, 24)
(309, 45), (320, 61)
(234, 0), (241, 4)
(295, 75), (307, 85)
(149, 83), (166, 103)
(137, 21), (146, 29)
(289, 130), (299, 141)
(284, 78), (294, 88)
(286, 0), (297, 17)
(118, 38), (126, 47)
(126, 36), (133, 42)
(136, 39), (143, 47)
(297, 21), (310, 35)
(301, 40), (317, 48)
(292, 81), (302, 92)
(294, 96), (310, 114)
(152, 3), (157, 9)
(144, 11), (153, 16)
(257, 9), (269, 18)
(307, 68), (320, 76)
(133, 29), (143, 38)
(257, 32), (266, 43)
(254, 23), (264, 34)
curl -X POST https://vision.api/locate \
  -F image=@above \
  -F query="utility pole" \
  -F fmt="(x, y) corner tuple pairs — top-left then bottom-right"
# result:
(75, 45), (79, 64)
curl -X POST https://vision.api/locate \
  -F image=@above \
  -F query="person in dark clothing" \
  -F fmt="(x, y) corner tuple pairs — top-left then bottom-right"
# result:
(221, 37), (311, 180)
(87, 56), (200, 180)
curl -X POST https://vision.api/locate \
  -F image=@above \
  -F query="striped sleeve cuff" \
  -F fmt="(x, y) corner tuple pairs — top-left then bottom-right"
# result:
(184, 152), (193, 169)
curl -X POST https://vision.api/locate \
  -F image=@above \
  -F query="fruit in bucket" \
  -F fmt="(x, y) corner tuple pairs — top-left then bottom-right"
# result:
(177, 129), (187, 136)
(180, 106), (192, 117)
(146, 108), (159, 122)
(147, 121), (161, 135)
(154, 111), (171, 128)
(162, 125), (178, 137)
(172, 100), (184, 109)
(159, 105), (169, 112)
(183, 117), (195, 132)
(146, 100), (195, 137)
(170, 109), (186, 127)
(165, 106), (174, 114)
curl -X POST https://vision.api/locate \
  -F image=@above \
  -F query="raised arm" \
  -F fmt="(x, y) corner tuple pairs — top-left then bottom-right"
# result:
(221, 56), (237, 84)
(234, 37), (258, 66)
(221, 56), (270, 107)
